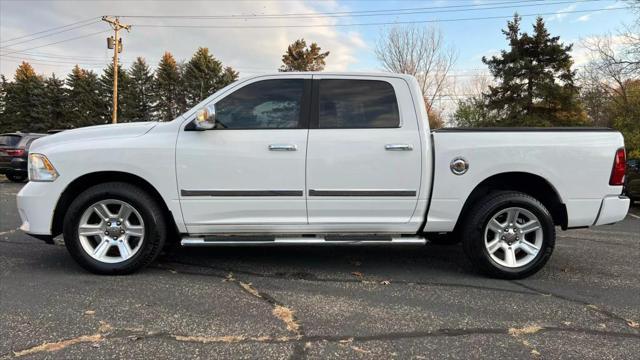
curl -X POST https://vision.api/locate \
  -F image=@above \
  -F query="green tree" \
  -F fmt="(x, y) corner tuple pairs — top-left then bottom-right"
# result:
(126, 57), (155, 121)
(482, 15), (587, 126)
(453, 96), (500, 128)
(3, 62), (48, 132)
(154, 51), (183, 121)
(279, 39), (329, 72)
(65, 65), (104, 128)
(43, 74), (67, 130)
(99, 63), (131, 122)
(183, 47), (237, 108)
(609, 80), (640, 158)
(0, 75), (8, 132)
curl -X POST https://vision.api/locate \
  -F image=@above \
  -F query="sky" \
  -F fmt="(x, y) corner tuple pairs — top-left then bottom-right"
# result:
(0, 0), (636, 82)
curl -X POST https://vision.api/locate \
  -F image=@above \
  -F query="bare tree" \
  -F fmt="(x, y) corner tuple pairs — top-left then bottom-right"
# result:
(581, 35), (639, 110)
(375, 25), (457, 128)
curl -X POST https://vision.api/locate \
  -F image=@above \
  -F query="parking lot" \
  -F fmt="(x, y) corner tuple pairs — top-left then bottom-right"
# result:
(0, 177), (638, 359)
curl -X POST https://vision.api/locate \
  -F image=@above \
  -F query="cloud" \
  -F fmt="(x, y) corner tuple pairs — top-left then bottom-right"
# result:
(0, 0), (366, 78)
(576, 14), (592, 22)
(548, 4), (577, 22)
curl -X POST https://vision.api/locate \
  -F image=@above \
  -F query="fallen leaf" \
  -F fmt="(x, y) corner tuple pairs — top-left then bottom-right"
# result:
(351, 345), (371, 354)
(508, 325), (543, 336)
(351, 272), (364, 278)
(83, 310), (95, 316)
(380, 280), (391, 285)
(627, 320), (639, 329)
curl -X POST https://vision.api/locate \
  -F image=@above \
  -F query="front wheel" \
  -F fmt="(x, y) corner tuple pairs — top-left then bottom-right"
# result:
(63, 182), (167, 275)
(461, 191), (555, 279)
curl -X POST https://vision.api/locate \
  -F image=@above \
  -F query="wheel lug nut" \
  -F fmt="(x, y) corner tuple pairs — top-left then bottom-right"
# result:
(116, 222), (121, 226)
(107, 222), (111, 226)
(104, 231), (109, 235)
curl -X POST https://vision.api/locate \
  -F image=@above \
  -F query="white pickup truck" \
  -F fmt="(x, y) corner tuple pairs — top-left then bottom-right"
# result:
(17, 73), (630, 278)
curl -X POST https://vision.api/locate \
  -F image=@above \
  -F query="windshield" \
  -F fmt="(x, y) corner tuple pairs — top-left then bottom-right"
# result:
(0, 135), (21, 147)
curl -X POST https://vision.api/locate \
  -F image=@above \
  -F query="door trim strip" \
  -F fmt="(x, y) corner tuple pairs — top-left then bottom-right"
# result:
(181, 190), (303, 197)
(308, 189), (416, 197)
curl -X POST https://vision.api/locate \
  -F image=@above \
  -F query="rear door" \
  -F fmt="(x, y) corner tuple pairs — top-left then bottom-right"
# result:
(306, 76), (422, 224)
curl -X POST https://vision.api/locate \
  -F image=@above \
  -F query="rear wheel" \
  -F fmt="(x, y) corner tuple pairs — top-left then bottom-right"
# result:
(461, 191), (555, 279)
(63, 182), (166, 274)
(6, 173), (27, 183)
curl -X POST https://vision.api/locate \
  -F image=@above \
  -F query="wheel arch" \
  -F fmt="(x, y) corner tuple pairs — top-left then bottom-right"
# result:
(454, 171), (568, 231)
(52, 171), (179, 239)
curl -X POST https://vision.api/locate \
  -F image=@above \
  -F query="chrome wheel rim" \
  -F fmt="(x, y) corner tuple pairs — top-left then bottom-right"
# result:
(484, 207), (543, 268)
(78, 199), (145, 264)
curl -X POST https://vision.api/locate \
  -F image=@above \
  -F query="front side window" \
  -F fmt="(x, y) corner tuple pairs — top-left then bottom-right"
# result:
(215, 79), (304, 129)
(318, 79), (400, 128)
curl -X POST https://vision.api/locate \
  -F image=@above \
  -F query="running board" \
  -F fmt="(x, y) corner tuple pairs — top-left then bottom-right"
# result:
(180, 235), (426, 247)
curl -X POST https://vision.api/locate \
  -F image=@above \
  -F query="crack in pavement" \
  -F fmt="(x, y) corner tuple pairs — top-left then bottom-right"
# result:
(223, 272), (307, 359)
(511, 281), (639, 331)
(157, 259), (539, 296)
(4, 321), (639, 359)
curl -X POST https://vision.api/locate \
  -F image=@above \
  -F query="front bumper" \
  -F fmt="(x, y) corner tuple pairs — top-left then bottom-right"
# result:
(594, 195), (631, 226)
(17, 181), (63, 238)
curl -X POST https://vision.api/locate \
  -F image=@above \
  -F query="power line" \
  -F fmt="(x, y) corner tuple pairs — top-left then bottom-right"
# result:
(115, 0), (604, 19)
(0, 30), (109, 57)
(0, 20), (102, 49)
(0, 50), (113, 61)
(0, 17), (99, 44)
(132, 6), (629, 29)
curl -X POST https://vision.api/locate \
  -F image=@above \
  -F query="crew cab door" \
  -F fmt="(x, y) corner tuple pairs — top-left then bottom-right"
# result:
(306, 76), (422, 224)
(176, 75), (311, 233)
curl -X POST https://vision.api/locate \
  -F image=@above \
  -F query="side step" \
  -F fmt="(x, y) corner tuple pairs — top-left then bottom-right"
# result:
(180, 235), (426, 247)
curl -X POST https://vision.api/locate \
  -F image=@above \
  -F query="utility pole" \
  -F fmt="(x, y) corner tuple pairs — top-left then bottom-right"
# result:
(102, 16), (131, 124)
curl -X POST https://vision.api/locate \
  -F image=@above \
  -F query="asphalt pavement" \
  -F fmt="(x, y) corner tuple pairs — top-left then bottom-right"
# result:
(0, 176), (638, 359)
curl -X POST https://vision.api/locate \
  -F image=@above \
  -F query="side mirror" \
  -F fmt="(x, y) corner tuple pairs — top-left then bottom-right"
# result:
(191, 104), (216, 130)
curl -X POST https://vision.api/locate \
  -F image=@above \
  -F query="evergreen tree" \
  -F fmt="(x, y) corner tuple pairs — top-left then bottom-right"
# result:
(65, 65), (104, 128)
(182, 47), (238, 108)
(154, 52), (183, 121)
(126, 57), (155, 122)
(43, 74), (67, 130)
(280, 39), (330, 72)
(0, 75), (7, 132)
(482, 15), (587, 126)
(99, 63), (131, 122)
(3, 62), (48, 132)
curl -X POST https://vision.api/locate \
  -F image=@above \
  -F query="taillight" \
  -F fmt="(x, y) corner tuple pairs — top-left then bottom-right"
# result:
(5, 149), (25, 157)
(609, 148), (626, 186)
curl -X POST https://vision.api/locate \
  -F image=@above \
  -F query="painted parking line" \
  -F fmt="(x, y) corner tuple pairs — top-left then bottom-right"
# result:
(628, 213), (640, 220)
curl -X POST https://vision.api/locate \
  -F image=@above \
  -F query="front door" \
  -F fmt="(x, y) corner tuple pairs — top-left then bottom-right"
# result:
(306, 76), (422, 225)
(176, 75), (311, 233)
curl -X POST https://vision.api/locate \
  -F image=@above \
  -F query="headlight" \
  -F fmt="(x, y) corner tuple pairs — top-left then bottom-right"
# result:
(28, 153), (59, 182)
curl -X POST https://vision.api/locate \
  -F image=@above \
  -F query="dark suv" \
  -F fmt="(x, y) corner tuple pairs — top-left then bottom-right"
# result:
(0, 133), (45, 183)
(626, 158), (640, 203)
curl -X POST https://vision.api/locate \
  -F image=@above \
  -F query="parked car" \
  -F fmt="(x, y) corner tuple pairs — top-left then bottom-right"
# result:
(625, 158), (640, 203)
(0, 132), (45, 182)
(16, 73), (630, 278)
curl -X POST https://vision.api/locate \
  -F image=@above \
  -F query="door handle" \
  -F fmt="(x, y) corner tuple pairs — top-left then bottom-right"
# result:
(269, 144), (297, 151)
(385, 144), (413, 151)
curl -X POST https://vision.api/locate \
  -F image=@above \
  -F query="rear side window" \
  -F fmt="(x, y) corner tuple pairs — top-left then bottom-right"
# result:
(317, 79), (400, 128)
(215, 79), (305, 129)
(0, 135), (21, 147)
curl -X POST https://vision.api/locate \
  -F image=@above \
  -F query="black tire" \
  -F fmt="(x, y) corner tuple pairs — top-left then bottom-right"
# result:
(461, 191), (555, 279)
(6, 173), (27, 183)
(63, 182), (166, 275)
